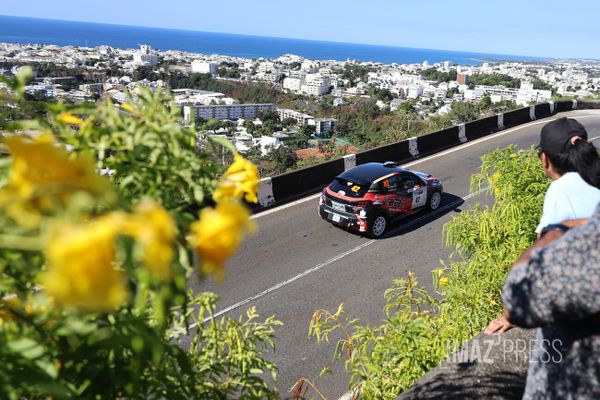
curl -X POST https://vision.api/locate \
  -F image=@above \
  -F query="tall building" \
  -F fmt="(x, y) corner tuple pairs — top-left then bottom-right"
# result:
(313, 118), (338, 136)
(133, 44), (158, 65)
(457, 73), (469, 85)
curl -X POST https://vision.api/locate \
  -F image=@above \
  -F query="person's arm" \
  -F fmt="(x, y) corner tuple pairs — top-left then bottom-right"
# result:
(503, 218), (600, 328)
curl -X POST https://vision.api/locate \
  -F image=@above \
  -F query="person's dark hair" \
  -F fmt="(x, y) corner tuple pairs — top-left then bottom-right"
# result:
(546, 140), (600, 189)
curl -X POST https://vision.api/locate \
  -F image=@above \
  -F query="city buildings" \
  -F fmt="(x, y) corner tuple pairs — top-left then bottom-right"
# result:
(2, 41), (599, 155)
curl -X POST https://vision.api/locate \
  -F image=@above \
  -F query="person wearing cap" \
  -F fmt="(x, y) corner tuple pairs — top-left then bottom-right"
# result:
(485, 117), (600, 335)
(533, 117), (600, 236)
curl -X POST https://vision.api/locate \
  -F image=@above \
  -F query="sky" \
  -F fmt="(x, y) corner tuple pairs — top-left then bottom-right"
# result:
(1, 0), (598, 59)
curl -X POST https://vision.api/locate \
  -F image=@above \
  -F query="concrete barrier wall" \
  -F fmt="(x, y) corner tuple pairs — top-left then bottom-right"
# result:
(417, 126), (462, 158)
(465, 115), (499, 141)
(270, 157), (345, 203)
(255, 100), (597, 210)
(356, 138), (412, 165)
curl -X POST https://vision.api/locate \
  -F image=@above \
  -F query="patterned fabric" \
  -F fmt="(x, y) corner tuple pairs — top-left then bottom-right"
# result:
(503, 204), (600, 400)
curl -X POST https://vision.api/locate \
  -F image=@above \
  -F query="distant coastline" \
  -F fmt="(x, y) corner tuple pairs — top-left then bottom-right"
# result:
(0, 15), (547, 65)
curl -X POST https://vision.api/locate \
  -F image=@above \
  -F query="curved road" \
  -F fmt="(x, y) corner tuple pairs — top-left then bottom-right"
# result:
(192, 110), (600, 399)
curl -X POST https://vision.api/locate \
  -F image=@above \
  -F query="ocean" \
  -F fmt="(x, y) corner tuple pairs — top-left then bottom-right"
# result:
(0, 15), (544, 65)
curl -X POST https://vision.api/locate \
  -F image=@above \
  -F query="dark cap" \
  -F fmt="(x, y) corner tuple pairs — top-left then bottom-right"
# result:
(539, 117), (588, 154)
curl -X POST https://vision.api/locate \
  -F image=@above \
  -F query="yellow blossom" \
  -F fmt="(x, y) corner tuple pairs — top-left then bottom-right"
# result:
(123, 201), (177, 280)
(3, 133), (112, 199)
(57, 112), (84, 126)
(213, 154), (259, 204)
(121, 103), (138, 114)
(41, 214), (128, 311)
(0, 134), (113, 226)
(0, 297), (22, 322)
(187, 200), (256, 282)
(491, 172), (501, 183)
(439, 276), (449, 287)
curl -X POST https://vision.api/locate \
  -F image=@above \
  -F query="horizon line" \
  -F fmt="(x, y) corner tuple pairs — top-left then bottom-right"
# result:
(0, 14), (562, 62)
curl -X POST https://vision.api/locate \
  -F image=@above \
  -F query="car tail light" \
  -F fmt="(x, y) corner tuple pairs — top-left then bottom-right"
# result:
(357, 201), (371, 208)
(320, 192), (326, 205)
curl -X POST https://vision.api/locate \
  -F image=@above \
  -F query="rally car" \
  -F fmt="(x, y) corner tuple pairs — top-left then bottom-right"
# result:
(318, 161), (443, 238)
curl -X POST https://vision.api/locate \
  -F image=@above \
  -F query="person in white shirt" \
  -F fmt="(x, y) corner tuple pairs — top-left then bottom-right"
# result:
(485, 117), (600, 334)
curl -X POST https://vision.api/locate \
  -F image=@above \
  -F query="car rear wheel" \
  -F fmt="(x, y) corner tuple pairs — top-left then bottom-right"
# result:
(428, 191), (442, 211)
(369, 214), (387, 238)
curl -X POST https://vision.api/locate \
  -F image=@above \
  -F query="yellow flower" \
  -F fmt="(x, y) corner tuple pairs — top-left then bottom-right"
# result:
(57, 112), (84, 126)
(213, 154), (259, 204)
(3, 133), (112, 199)
(187, 200), (256, 282)
(0, 296), (22, 323)
(439, 276), (449, 287)
(123, 201), (177, 280)
(0, 133), (113, 226)
(491, 172), (501, 183)
(121, 103), (138, 114)
(41, 214), (128, 311)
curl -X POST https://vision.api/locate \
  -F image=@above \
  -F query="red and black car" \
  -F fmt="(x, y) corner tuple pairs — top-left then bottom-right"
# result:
(318, 161), (443, 238)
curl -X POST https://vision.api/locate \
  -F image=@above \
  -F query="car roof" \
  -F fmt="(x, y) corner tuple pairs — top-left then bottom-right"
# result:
(338, 162), (408, 183)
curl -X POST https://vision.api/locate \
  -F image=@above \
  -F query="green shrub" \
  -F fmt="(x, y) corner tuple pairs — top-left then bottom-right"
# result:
(306, 145), (549, 399)
(0, 68), (282, 399)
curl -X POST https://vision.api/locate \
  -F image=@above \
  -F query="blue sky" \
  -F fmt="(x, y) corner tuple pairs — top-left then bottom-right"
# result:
(1, 0), (598, 59)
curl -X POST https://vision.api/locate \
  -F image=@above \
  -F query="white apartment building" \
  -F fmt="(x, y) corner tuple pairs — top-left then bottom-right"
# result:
(133, 44), (158, 65)
(313, 118), (338, 136)
(256, 72), (282, 83)
(407, 85), (424, 99)
(183, 103), (276, 122)
(301, 59), (319, 72)
(464, 85), (519, 102)
(284, 74), (331, 96)
(191, 61), (218, 75)
(301, 74), (330, 96)
(516, 88), (552, 106)
(277, 108), (314, 126)
(283, 77), (302, 92)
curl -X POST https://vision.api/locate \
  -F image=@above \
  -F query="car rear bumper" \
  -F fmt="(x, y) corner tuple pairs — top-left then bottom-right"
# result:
(319, 204), (368, 232)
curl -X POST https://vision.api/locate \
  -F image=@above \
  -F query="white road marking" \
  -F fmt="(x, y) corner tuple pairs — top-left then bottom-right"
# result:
(200, 186), (489, 325)
(199, 239), (375, 324)
(252, 112), (600, 220)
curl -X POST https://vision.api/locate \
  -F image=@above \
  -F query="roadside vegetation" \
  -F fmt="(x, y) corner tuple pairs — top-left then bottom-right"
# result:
(0, 69), (281, 399)
(300, 146), (549, 399)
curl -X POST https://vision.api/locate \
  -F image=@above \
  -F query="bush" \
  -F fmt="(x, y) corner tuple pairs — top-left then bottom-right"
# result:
(304, 145), (549, 399)
(0, 68), (282, 399)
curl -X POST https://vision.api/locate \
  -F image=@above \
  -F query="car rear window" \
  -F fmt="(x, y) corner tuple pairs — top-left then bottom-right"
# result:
(329, 177), (370, 198)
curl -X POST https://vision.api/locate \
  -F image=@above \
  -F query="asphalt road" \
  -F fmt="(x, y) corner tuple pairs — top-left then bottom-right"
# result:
(192, 110), (600, 399)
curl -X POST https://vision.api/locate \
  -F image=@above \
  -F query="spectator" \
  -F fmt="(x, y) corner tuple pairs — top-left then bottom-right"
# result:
(533, 117), (600, 236)
(485, 117), (600, 334)
(501, 209), (600, 399)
